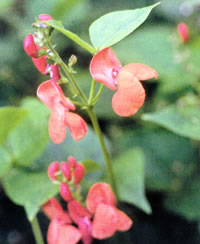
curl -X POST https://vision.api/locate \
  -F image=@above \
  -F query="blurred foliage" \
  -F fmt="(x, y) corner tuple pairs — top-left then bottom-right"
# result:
(1, 0), (200, 227)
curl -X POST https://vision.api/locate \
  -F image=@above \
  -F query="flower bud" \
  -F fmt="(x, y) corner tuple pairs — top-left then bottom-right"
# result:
(177, 22), (189, 43)
(32, 55), (50, 75)
(24, 34), (38, 58)
(61, 162), (71, 181)
(39, 14), (53, 21)
(60, 182), (73, 202)
(73, 163), (85, 184)
(50, 64), (61, 82)
(48, 161), (60, 182)
(67, 156), (77, 169)
(68, 54), (77, 67)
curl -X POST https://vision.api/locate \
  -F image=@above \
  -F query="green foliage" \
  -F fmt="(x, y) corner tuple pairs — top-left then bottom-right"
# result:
(142, 102), (200, 141)
(7, 98), (50, 166)
(89, 3), (159, 49)
(0, 147), (12, 177)
(2, 167), (59, 221)
(113, 148), (151, 214)
(0, 107), (28, 144)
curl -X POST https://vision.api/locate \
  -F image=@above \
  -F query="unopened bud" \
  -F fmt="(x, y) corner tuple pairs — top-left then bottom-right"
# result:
(48, 161), (60, 182)
(24, 34), (38, 58)
(39, 14), (53, 21)
(68, 156), (77, 169)
(61, 162), (71, 181)
(68, 55), (77, 67)
(60, 182), (73, 202)
(32, 55), (50, 75)
(177, 22), (189, 43)
(50, 64), (61, 82)
(73, 163), (85, 184)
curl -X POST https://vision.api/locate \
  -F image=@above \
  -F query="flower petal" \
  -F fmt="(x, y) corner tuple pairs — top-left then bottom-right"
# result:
(68, 200), (92, 225)
(47, 219), (81, 244)
(121, 63), (158, 81)
(112, 71), (145, 117)
(90, 47), (122, 90)
(91, 203), (118, 239)
(37, 80), (67, 110)
(86, 182), (116, 214)
(32, 55), (49, 75)
(24, 34), (38, 58)
(65, 112), (87, 141)
(78, 216), (92, 244)
(49, 103), (66, 144)
(115, 208), (133, 232)
(42, 198), (71, 224)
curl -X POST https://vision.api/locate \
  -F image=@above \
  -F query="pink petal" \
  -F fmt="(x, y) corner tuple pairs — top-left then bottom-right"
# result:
(39, 14), (53, 21)
(37, 80), (67, 110)
(121, 63), (158, 81)
(177, 22), (189, 43)
(50, 64), (61, 82)
(49, 103), (66, 144)
(60, 182), (73, 202)
(42, 198), (71, 224)
(48, 161), (60, 182)
(47, 219), (81, 244)
(73, 163), (85, 184)
(86, 182), (116, 214)
(32, 56), (49, 75)
(91, 203), (118, 239)
(61, 162), (71, 181)
(65, 112), (87, 141)
(115, 208), (133, 232)
(78, 216), (93, 244)
(68, 200), (92, 225)
(24, 34), (38, 58)
(90, 47), (122, 90)
(112, 72), (145, 117)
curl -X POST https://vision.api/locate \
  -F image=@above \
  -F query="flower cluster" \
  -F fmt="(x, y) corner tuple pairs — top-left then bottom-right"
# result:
(44, 156), (132, 244)
(177, 22), (189, 43)
(90, 47), (158, 117)
(24, 14), (87, 144)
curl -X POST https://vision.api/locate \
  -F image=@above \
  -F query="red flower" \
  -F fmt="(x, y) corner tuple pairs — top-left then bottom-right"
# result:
(32, 55), (50, 75)
(43, 198), (81, 244)
(24, 34), (38, 58)
(39, 14), (53, 21)
(90, 47), (158, 117)
(86, 182), (133, 240)
(177, 22), (189, 43)
(37, 80), (87, 144)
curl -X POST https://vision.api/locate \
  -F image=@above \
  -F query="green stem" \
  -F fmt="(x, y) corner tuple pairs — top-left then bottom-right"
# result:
(31, 216), (44, 244)
(92, 84), (104, 105)
(87, 108), (118, 197)
(88, 79), (96, 105)
(48, 44), (88, 104)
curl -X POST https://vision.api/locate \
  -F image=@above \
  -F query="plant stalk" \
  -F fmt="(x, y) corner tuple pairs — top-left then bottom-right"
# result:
(31, 216), (44, 244)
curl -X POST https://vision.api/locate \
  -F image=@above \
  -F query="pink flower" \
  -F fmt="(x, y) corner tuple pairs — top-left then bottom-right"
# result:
(24, 34), (38, 58)
(42, 198), (81, 244)
(48, 161), (60, 182)
(90, 47), (158, 117)
(177, 22), (189, 43)
(37, 80), (87, 144)
(86, 182), (133, 240)
(32, 55), (50, 75)
(39, 14), (53, 21)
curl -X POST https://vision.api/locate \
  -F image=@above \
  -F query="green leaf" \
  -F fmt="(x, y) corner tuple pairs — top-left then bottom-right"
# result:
(113, 148), (151, 214)
(82, 159), (102, 173)
(7, 98), (50, 166)
(0, 107), (28, 144)
(164, 176), (200, 221)
(2, 167), (59, 221)
(0, 146), (12, 178)
(89, 3), (159, 49)
(142, 103), (200, 141)
(112, 127), (196, 192)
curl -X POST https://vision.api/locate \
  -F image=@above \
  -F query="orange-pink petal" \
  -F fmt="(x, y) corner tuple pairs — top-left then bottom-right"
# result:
(91, 203), (118, 239)
(78, 216), (92, 244)
(121, 63), (158, 81)
(32, 55), (49, 75)
(86, 182), (116, 214)
(49, 103), (66, 144)
(65, 112), (88, 141)
(47, 219), (81, 244)
(112, 72), (145, 117)
(42, 198), (71, 224)
(37, 80), (67, 110)
(115, 208), (133, 232)
(90, 47), (122, 90)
